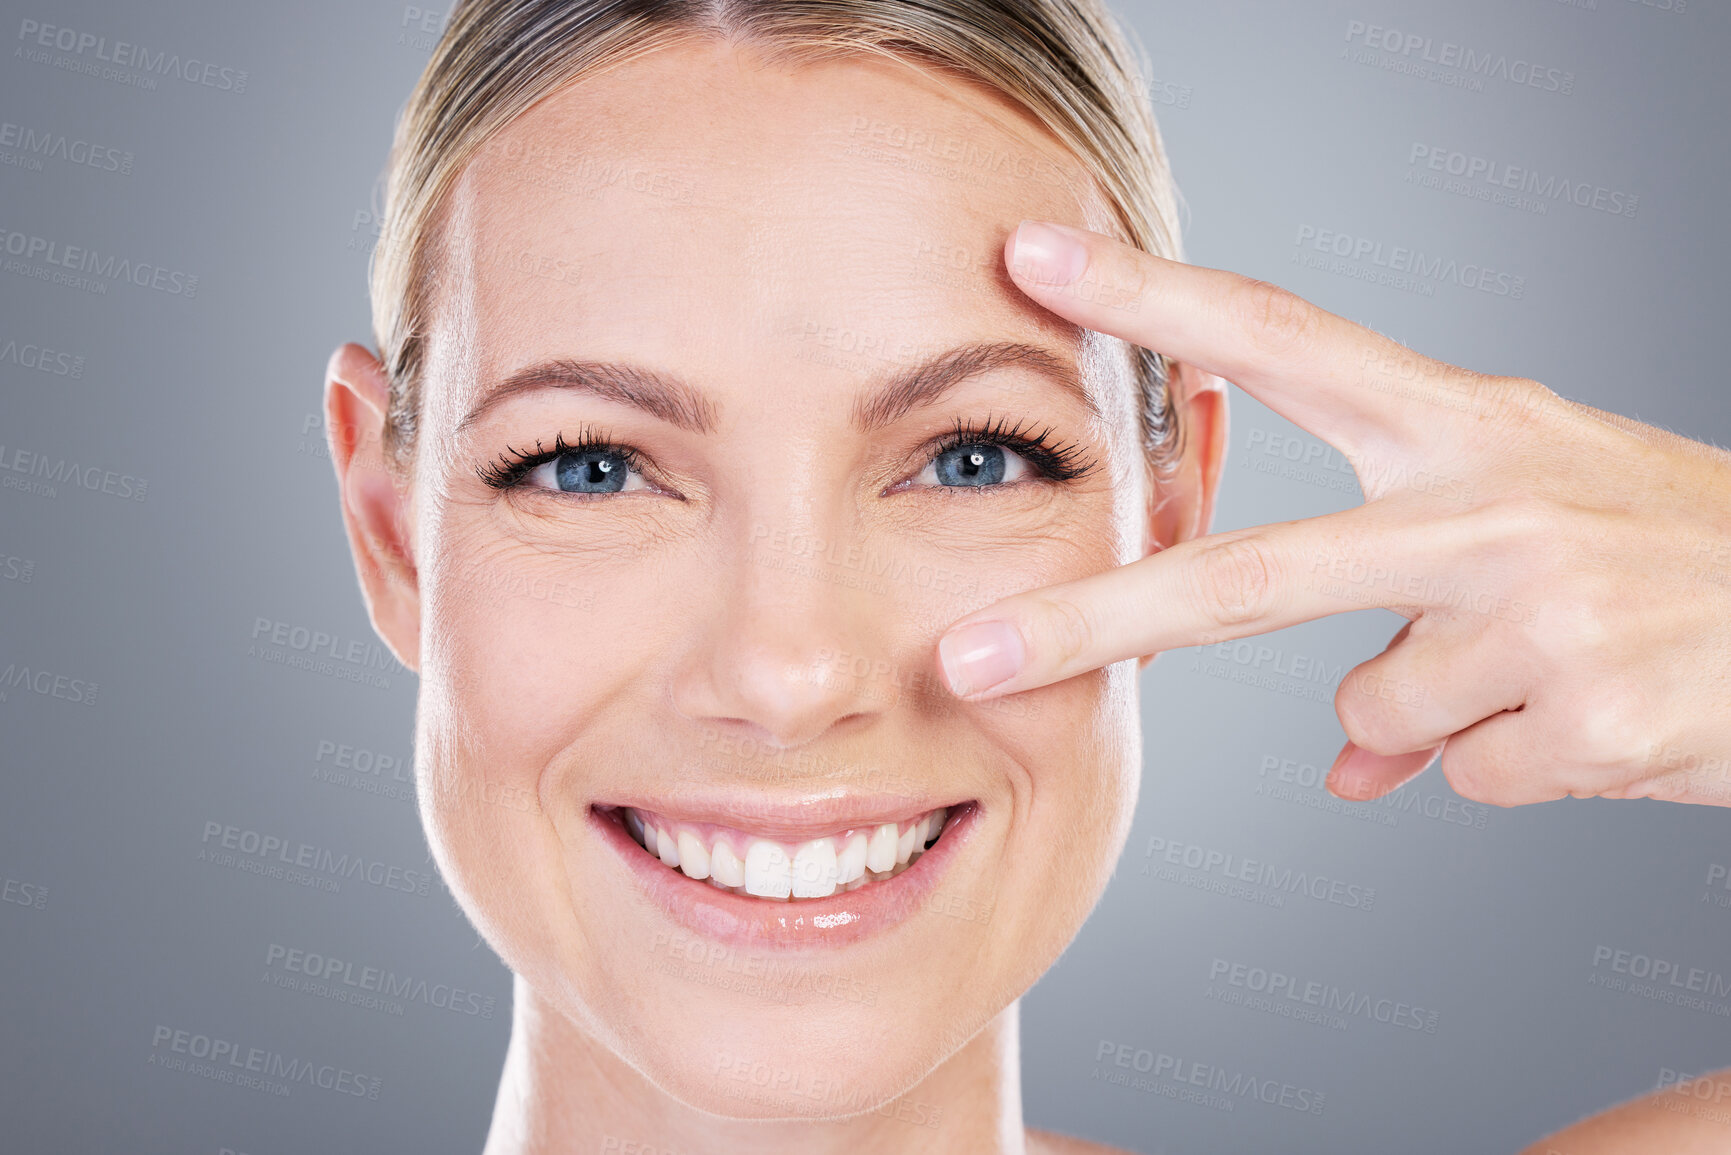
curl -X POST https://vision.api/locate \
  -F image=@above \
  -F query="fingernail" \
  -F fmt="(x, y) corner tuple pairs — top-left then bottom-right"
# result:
(939, 620), (1026, 698)
(1326, 741), (1441, 800)
(1325, 741), (1377, 800)
(1010, 220), (1086, 286)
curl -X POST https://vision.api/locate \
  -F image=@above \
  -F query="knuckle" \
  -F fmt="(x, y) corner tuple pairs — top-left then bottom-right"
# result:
(1335, 673), (1413, 756)
(1437, 747), (1501, 805)
(1525, 571), (1619, 657)
(1559, 677), (1652, 769)
(1233, 277), (1319, 356)
(1035, 595), (1095, 669)
(1442, 722), (1574, 808)
(1490, 375), (1560, 426)
(1194, 537), (1281, 628)
(1632, 771), (1693, 804)
(1479, 492), (1564, 543)
(1471, 495), (1575, 580)
(1104, 251), (1155, 310)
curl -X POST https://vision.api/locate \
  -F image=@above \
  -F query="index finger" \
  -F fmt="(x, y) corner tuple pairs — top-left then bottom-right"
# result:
(1002, 219), (1539, 461)
(936, 503), (1443, 700)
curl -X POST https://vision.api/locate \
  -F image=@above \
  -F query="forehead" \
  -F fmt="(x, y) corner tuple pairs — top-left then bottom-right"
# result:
(429, 37), (1122, 425)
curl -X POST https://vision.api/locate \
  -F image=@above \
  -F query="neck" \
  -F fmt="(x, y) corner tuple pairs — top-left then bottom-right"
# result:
(482, 974), (1028, 1155)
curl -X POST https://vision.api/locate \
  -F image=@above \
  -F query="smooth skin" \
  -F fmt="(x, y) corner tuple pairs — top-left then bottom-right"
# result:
(938, 219), (1731, 1150)
(326, 39), (1224, 1155)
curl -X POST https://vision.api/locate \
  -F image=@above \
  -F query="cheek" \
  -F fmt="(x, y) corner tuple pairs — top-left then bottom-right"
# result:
(413, 532), (681, 942)
(994, 660), (1141, 857)
(941, 662), (1140, 991)
(422, 533), (675, 761)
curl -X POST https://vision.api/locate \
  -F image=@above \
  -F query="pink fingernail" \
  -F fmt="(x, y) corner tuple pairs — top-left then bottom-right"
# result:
(939, 620), (1026, 698)
(1326, 742), (1378, 800)
(1010, 221), (1086, 286)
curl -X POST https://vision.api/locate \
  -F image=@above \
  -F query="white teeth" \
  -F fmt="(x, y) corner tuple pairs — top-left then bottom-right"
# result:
(710, 840), (745, 888)
(837, 832), (868, 886)
(866, 823), (899, 873)
(744, 840), (793, 899)
(677, 831), (710, 880)
(791, 838), (839, 899)
(621, 806), (954, 901)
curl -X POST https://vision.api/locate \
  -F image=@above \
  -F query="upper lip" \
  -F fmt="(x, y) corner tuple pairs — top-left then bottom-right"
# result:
(594, 791), (967, 840)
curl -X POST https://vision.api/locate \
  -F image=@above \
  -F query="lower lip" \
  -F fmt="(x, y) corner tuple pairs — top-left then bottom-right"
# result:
(589, 802), (979, 951)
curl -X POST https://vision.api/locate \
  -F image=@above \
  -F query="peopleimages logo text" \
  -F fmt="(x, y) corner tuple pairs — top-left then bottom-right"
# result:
(0, 121), (132, 174)
(1408, 144), (1638, 219)
(16, 19), (248, 92)
(0, 443), (147, 500)
(199, 821), (434, 897)
(0, 226), (198, 296)
(149, 1025), (379, 1098)
(1344, 20), (1574, 94)
(1293, 225), (1525, 298)
(265, 944), (496, 1019)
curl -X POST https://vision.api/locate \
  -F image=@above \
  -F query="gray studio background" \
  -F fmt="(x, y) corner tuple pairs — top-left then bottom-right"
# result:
(1, 1), (1726, 1152)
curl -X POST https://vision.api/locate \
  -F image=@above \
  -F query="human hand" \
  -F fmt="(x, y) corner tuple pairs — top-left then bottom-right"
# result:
(935, 220), (1731, 807)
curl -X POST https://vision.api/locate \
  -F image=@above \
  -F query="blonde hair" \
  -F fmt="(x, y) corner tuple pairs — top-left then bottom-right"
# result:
(369, 0), (1185, 473)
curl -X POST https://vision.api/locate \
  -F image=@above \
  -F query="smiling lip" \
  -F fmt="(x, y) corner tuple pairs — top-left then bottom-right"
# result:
(590, 799), (978, 951)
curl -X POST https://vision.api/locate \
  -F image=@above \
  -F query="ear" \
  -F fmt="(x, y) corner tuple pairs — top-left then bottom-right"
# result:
(1138, 359), (1228, 670)
(325, 343), (421, 673)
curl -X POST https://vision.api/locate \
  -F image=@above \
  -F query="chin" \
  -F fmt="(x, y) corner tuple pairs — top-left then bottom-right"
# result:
(573, 794), (1002, 1116)
(419, 655), (1143, 1118)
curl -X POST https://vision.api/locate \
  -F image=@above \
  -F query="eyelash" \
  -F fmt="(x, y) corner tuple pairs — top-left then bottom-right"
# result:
(473, 415), (1098, 493)
(476, 427), (644, 492)
(926, 414), (1097, 484)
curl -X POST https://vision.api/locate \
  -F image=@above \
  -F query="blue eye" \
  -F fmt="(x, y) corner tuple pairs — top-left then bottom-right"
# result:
(475, 417), (1095, 498)
(916, 442), (1033, 488)
(526, 447), (648, 495)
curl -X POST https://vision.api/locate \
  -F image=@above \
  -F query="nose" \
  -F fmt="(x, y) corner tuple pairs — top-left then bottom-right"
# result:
(669, 526), (902, 750)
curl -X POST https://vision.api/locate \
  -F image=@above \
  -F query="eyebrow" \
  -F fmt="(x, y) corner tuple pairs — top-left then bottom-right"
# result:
(456, 358), (720, 435)
(850, 341), (1099, 431)
(456, 339), (1098, 436)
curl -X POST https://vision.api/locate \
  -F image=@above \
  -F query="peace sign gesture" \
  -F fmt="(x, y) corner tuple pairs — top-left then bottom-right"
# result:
(936, 220), (1731, 808)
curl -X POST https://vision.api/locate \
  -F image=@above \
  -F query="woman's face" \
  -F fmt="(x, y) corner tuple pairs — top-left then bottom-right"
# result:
(363, 39), (1207, 1117)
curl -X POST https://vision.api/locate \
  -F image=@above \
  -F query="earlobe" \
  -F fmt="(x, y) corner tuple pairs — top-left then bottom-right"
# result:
(324, 342), (421, 673)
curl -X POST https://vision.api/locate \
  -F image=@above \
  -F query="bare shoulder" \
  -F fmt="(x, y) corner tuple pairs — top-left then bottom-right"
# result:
(1026, 1125), (1143, 1155)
